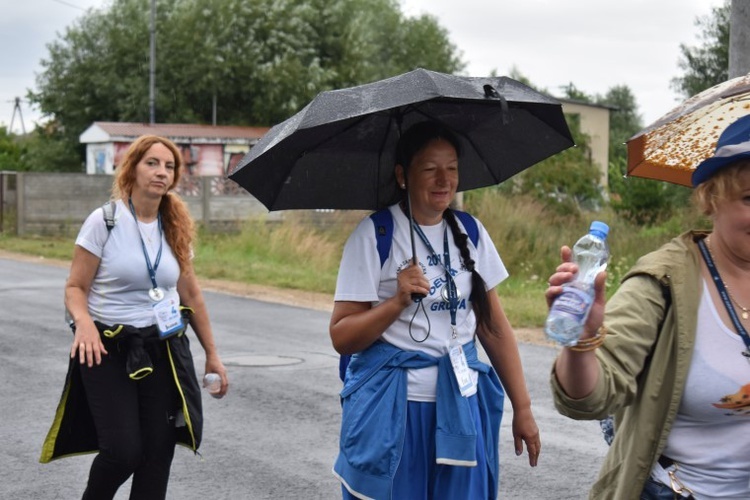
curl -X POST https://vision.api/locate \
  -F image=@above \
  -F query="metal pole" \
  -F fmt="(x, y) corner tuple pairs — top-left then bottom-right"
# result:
(10, 98), (26, 135)
(729, 0), (750, 78)
(149, 0), (156, 123)
(0, 173), (4, 233)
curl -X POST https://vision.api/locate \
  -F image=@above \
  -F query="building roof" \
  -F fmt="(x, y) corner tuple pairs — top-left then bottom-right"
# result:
(80, 121), (270, 144)
(558, 98), (618, 112)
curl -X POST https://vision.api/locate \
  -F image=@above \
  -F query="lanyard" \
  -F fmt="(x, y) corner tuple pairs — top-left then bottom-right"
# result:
(697, 238), (750, 358)
(128, 198), (163, 293)
(412, 221), (459, 334)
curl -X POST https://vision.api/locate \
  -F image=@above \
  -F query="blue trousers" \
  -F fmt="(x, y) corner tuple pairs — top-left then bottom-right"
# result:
(79, 340), (178, 500)
(640, 476), (684, 500)
(343, 395), (490, 499)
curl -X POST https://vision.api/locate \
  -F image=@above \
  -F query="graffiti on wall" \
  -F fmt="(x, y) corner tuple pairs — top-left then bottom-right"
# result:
(176, 144), (249, 196)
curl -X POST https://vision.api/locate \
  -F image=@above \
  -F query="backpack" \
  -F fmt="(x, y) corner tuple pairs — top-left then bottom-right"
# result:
(337, 208), (480, 381)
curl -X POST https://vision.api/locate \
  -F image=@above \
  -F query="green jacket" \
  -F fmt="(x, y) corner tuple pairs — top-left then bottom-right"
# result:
(551, 231), (707, 499)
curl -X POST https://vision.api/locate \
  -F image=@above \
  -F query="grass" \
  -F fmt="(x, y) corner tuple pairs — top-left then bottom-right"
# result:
(0, 232), (73, 261)
(0, 191), (711, 328)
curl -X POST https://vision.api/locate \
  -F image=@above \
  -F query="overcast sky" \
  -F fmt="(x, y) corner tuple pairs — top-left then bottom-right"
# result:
(0, 0), (726, 135)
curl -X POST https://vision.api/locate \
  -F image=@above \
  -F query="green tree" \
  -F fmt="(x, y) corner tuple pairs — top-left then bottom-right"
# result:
(0, 127), (23, 171)
(507, 67), (535, 89)
(28, 0), (464, 168)
(607, 2), (731, 224)
(599, 85), (691, 225)
(599, 85), (641, 167)
(19, 127), (83, 172)
(559, 82), (592, 102)
(498, 115), (602, 216)
(0, 125), (81, 172)
(671, 1), (730, 98)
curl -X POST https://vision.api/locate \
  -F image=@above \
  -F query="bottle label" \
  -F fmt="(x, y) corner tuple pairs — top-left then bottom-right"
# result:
(549, 285), (593, 323)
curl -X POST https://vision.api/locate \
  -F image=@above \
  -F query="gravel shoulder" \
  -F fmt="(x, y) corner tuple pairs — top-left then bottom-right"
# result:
(0, 249), (550, 346)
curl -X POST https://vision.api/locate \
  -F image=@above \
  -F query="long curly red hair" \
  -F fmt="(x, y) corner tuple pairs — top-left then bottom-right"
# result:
(112, 135), (195, 272)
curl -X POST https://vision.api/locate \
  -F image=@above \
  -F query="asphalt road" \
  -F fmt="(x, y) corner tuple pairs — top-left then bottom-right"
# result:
(0, 256), (607, 499)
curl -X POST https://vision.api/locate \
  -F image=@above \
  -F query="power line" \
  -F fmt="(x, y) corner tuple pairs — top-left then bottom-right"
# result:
(49, 0), (87, 11)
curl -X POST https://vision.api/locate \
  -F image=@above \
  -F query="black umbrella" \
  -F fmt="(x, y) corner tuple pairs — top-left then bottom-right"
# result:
(228, 68), (574, 211)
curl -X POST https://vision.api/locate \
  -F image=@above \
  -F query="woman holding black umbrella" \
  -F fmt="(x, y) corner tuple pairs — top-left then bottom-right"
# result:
(330, 121), (540, 499)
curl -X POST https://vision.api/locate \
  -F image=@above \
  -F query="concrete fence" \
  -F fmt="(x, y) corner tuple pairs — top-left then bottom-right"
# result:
(5, 172), (282, 236)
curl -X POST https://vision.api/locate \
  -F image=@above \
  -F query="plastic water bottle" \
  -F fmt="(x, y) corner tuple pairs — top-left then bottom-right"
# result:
(545, 221), (610, 346)
(203, 373), (222, 399)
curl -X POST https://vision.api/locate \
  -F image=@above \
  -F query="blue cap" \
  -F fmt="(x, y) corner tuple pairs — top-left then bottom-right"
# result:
(589, 220), (609, 239)
(692, 114), (750, 186)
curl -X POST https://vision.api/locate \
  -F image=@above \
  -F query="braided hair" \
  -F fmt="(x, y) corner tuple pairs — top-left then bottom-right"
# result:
(443, 209), (492, 333)
(396, 121), (493, 333)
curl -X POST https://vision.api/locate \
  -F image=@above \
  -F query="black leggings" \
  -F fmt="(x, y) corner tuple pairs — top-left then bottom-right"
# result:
(79, 340), (179, 500)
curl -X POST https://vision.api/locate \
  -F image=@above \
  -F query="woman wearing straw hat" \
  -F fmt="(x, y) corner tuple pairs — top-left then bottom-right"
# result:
(546, 114), (750, 499)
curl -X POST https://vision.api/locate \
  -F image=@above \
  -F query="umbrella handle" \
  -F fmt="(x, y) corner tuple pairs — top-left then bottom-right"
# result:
(410, 230), (424, 302)
(406, 190), (426, 303)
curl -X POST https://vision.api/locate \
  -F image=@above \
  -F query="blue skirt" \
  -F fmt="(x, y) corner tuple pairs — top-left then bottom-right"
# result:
(342, 394), (491, 499)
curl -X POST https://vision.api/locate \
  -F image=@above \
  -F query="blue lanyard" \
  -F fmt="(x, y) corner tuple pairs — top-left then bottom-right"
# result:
(128, 198), (163, 291)
(412, 221), (459, 330)
(697, 238), (750, 358)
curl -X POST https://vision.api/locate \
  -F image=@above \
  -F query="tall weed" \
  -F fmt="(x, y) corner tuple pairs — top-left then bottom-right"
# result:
(193, 211), (360, 293)
(464, 189), (710, 326)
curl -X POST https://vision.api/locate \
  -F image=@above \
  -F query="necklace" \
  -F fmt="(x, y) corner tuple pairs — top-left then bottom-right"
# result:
(725, 284), (750, 320)
(706, 237), (749, 320)
(138, 221), (159, 249)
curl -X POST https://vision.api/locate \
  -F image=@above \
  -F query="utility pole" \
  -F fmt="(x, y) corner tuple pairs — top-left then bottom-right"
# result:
(9, 97), (26, 135)
(149, 0), (156, 124)
(729, 0), (750, 78)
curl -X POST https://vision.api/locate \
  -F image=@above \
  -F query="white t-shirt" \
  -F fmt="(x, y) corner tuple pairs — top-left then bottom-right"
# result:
(334, 204), (508, 401)
(75, 199), (181, 328)
(652, 279), (750, 498)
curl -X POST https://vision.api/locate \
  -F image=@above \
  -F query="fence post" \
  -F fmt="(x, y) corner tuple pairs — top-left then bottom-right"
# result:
(202, 176), (211, 227)
(16, 172), (25, 236)
(0, 173), (4, 233)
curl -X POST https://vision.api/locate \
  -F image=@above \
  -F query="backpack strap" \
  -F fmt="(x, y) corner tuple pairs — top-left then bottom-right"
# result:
(102, 200), (116, 233)
(368, 208), (479, 268)
(453, 209), (479, 248)
(339, 209), (393, 382)
(369, 208), (394, 268)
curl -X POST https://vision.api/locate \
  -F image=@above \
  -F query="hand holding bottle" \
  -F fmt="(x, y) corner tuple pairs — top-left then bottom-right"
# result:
(203, 373), (223, 399)
(545, 221), (609, 346)
(546, 245), (608, 335)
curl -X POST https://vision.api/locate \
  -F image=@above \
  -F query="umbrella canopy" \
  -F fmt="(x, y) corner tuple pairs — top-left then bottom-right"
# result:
(627, 73), (750, 187)
(228, 68), (574, 211)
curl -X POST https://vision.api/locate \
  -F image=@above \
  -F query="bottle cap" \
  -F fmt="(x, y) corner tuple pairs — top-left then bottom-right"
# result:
(589, 220), (609, 239)
(203, 373), (221, 394)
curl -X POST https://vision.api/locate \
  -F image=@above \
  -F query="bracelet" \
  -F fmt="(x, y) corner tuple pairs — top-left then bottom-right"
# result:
(568, 326), (607, 352)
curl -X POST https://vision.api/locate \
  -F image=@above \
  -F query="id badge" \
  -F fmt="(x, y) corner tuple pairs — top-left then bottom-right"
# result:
(153, 297), (183, 339)
(449, 343), (476, 397)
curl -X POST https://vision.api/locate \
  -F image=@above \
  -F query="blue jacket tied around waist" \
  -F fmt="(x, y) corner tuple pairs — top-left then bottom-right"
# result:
(334, 340), (505, 499)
